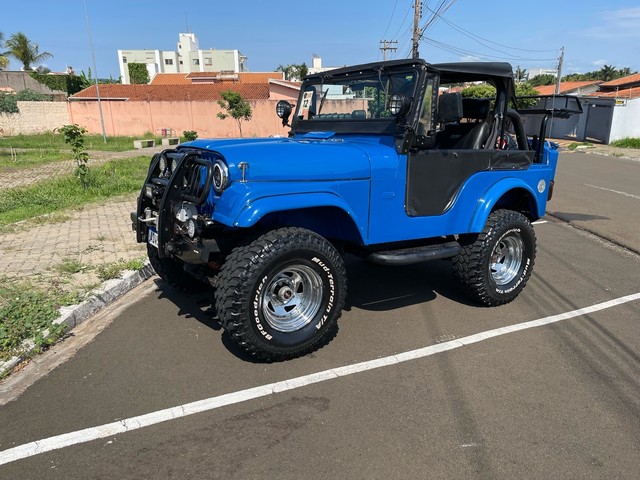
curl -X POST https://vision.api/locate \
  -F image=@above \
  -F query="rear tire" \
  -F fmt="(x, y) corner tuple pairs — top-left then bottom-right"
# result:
(452, 209), (536, 306)
(215, 227), (347, 361)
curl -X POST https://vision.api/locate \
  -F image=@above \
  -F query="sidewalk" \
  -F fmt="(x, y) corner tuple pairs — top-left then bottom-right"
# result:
(0, 147), (162, 297)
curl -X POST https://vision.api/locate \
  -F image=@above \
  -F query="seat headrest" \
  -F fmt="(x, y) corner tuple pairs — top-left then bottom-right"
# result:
(438, 93), (463, 123)
(462, 98), (491, 120)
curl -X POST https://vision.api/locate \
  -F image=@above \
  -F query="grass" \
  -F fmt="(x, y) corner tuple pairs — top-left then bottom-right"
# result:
(96, 257), (146, 281)
(0, 156), (149, 227)
(567, 142), (594, 150)
(0, 132), (165, 152)
(610, 138), (640, 149)
(0, 280), (80, 362)
(0, 149), (71, 171)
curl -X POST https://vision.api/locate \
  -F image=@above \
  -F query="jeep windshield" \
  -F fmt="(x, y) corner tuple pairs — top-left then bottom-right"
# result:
(291, 62), (425, 135)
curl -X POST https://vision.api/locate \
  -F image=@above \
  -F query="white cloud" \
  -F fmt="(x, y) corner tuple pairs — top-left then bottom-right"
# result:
(591, 59), (607, 67)
(583, 7), (640, 38)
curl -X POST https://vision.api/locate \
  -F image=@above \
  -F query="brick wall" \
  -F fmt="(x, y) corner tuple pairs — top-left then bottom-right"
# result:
(0, 101), (70, 136)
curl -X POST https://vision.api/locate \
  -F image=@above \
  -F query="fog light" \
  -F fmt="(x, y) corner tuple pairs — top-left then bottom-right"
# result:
(158, 154), (167, 174)
(187, 219), (196, 238)
(144, 185), (153, 198)
(389, 94), (405, 115)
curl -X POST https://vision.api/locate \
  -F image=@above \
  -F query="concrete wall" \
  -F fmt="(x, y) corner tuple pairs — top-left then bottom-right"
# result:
(0, 101), (70, 136)
(609, 98), (640, 142)
(68, 99), (291, 138)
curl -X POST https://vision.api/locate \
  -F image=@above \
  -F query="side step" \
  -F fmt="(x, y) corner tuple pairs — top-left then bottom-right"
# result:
(365, 241), (462, 266)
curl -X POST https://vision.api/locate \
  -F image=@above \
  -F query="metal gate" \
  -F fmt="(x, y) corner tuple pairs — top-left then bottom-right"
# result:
(582, 99), (614, 144)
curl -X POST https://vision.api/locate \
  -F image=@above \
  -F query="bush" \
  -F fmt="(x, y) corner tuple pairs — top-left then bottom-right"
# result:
(183, 130), (198, 142)
(0, 89), (49, 114)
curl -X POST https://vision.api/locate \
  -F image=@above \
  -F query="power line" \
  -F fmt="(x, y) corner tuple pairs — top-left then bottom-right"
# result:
(381, 0), (401, 39)
(423, 5), (557, 53)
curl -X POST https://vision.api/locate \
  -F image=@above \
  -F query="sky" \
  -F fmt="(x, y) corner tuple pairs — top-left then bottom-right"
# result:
(2, 0), (639, 79)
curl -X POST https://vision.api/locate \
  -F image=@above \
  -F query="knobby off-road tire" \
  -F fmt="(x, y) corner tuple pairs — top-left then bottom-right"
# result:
(147, 244), (208, 291)
(215, 227), (347, 361)
(452, 209), (536, 306)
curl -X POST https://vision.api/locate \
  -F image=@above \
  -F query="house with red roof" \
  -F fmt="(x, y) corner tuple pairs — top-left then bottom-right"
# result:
(533, 81), (601, 97)
(68, 74), (300, 138)
(585, 73), (640, 142)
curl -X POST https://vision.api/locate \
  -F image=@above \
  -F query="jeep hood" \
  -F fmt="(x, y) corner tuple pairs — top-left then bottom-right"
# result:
(183, 136), (396, 181)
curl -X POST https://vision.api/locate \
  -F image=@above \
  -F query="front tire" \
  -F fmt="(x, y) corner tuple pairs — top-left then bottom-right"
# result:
(215, 227), (347, 361)
(452, 209), (536, 306)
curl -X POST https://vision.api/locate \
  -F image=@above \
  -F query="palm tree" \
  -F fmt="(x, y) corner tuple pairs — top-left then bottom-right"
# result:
(3, 32), (52, 71)
(598, 64), (617, 82)
(0, 32), (8, 70)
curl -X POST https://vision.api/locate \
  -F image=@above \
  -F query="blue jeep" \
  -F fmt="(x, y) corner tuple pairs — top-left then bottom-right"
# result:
(133, 59), (580, 361)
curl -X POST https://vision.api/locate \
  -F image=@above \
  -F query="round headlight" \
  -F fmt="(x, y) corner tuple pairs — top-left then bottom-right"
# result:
(170, 157), (178, 173)
(212, 160), (229, 194)
(158, 154), (167, 174)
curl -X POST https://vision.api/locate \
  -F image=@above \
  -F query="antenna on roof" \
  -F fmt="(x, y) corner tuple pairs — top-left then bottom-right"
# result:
(185, 13), (190, 33)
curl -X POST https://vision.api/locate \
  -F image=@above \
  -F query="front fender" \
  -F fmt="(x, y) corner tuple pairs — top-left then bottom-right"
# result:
(469, 178), (539, 232)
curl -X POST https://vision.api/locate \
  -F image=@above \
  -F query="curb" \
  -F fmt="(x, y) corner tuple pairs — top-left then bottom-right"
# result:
(0, 263), (155, 378)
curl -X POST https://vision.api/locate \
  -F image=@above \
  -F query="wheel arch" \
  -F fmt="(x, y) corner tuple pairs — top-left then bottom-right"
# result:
(232, 193), (366, 245)
(469, 179), (539, 232)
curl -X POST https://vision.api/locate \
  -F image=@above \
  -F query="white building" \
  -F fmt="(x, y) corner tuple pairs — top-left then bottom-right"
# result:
(117, 33), (248, 84)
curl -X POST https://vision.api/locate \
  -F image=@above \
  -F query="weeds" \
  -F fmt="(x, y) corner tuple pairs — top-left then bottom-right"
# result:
(0, 132), (163, 152)
(96, 257), (146, 281)
(0, 282), (79, 361)
(610, 138), (640, 149)
(567, 142), (594, 150)
(54, 257), (91, 275)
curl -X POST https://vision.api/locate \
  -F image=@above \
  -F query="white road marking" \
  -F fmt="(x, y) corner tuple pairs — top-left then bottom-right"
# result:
(1, 292), (639, 466)
(585, 184), (640, 200)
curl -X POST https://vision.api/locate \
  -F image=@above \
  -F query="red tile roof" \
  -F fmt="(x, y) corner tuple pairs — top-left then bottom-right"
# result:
(599, 73), (640, 88)
(534, 81), (601, 96)
(151, 72), (284, 85)
(70, 83), (271, 101)
(150, 73), (191, 85)
(587, 86), (640, 99)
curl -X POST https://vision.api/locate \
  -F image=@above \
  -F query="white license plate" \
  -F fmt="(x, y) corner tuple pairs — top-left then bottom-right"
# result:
(148, 228), (159, 248)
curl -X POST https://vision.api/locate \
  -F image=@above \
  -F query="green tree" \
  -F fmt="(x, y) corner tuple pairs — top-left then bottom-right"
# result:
(128, 63), (150, 84)
(276, 63), (309, 81)
(599, 64), (617, 82)
(0, 32), (8, 70)
(2, 32), (52, 70)
(57, 124), (90, 189)
(217, 90), (252, 138)
(528, 74), (556, 87)
(514, 65), (528, 83)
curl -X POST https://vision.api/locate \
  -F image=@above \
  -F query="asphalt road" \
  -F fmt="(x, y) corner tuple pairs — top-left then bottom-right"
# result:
(549, 151), (640, 253)
(1, 151), (639, 479)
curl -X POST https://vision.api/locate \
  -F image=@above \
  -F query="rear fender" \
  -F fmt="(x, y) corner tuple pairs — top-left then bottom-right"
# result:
(469, 178), (539, 232)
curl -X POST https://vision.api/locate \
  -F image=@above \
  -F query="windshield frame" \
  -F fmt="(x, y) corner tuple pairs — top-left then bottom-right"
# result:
(290, 60), (428, 136)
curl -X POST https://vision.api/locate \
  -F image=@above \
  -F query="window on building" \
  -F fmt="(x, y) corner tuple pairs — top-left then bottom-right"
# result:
(193, 59), (200, 66)
(179, 61), (183, 65)
(122, 56), (127, 63)
(165, 59), (174, 65)
(204, 58), (213, 66)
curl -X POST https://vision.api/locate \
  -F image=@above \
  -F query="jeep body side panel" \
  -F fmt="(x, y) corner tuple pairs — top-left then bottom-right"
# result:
(367, 151), (553, 244)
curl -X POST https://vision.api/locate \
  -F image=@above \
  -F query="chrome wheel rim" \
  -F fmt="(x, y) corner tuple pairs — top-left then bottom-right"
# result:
(490, 234), (524, 286)
(261, 265), (323, 333)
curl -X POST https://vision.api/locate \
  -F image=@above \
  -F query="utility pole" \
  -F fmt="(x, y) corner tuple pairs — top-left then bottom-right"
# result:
(379, 40), (398, 61)
(412, 0), (422, 59)
(555, 46), (565, 95)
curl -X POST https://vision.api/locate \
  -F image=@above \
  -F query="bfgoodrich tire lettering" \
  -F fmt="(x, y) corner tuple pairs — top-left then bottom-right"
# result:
(215, 227), (347, 361)
(452, 209), (536, 306)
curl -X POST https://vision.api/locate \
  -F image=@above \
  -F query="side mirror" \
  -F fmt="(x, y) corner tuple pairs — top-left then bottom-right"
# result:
(389, 94), (411, 117)
(276, 100), (293, 127)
